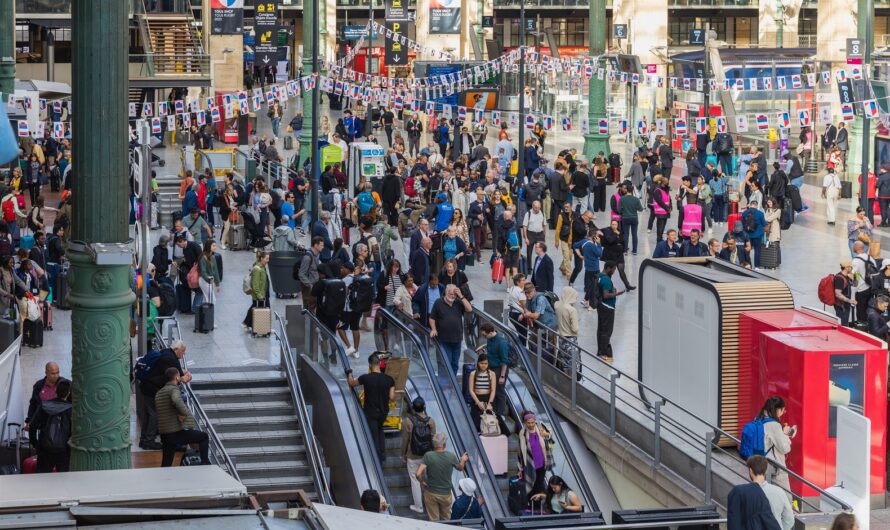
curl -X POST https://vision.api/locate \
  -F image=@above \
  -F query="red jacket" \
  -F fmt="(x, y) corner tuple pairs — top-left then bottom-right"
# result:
(858, 172), (876, 199)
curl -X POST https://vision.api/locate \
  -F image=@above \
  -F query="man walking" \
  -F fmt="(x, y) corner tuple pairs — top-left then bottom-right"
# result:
(347, 353), (395, 462)
(554, 202), (574, 276)
(429, 284), (473, 374)
(406, 114), (423, 157)
(415, 433), (469, 522)
(522, 200), (547, 271)
(596, 261), (625, 362)
(401, 397), (436, 514)
(155, 367), (210, 467)
(822, 169), (842, 225)
(531, 242), (554, 293)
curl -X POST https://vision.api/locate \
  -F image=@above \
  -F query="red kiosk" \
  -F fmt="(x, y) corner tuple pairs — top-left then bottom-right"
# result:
(738, 310), (887, 498)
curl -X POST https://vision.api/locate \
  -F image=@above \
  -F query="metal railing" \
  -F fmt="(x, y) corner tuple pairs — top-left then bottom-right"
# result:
(301, 309), (394, 515)
(377, 308), (503, 526)
(273, 312), (333, 505)
(129, 53), (211, 79)
(480, 308), (851, 513)
(154, 316), (240, 482)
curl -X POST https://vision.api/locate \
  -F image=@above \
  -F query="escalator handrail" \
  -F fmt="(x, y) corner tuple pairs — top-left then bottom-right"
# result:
(381, 308), (506, 525)
(301, 308), (394, 515)
(273, 312), (333, 505)
(470, 307), (598, 512)
(153, 318), (240, 483)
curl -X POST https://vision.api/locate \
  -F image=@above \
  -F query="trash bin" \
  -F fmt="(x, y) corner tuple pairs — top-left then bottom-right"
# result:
(841, 180), (853, 199)
(269, 251), (303, 298)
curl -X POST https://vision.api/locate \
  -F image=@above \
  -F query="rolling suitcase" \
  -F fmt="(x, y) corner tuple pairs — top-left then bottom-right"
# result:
(54, 266), (70, 310)
(729, 201), (739, 215)
(228, 225), (248, 251)
(214, 252), (224, 281)
(760, 241), (781, 269)
(283, 135), (294, 150)
(176, 283), (192, 314)
(0, 424), (22, 475)
(0, 317), (18, 352)
(780, 198), (794, 229)
(194, 303), (214, 333)
(22, 318), (43, 347)
(789, 184), (803, 212)
(508, 475), (527, 515)
(479, 434), (509, 475)
(461, 363), (476, 405)
(251, 301), (272, 336)
(22, 455), (38, 474)
(727, 213), (741, 230)
(491, 257), (505, 284)
(41, 301), (52, 331)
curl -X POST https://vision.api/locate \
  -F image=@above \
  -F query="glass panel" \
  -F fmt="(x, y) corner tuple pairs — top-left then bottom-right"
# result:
(15, 0), (70, 14)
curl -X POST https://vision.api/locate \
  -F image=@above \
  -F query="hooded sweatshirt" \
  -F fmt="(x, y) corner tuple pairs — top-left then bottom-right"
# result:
(554, 286), (580, 337)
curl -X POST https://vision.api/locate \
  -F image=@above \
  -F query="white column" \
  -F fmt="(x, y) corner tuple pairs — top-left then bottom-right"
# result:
(617, 0), (668, 111)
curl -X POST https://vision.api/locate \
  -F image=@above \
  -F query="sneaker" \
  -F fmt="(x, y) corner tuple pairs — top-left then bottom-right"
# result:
(409, 505), (425, 514)
(647, 229), (652, 233)
(626, 285), (637, 291)
(345, 347), (356, 357)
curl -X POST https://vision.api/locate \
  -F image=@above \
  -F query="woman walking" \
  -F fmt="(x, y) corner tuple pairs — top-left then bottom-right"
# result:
(197, 240), (221, 310)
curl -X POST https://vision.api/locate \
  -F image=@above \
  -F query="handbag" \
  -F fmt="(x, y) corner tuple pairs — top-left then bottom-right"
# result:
(480, 407), (500, 436)
(187, 262), (200, 289)
(286, 125), (294, 134)
(25, 295), (40, 322)
(858, 232), (871, 244)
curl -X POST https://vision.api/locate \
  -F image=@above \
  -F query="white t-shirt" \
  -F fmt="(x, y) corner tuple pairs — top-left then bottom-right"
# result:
(524, 210), (546, 233)
(823, 173), (841, 190)
(507, 286), (525, 313)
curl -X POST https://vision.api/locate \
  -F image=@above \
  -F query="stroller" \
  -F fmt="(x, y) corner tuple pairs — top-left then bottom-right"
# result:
(239, 206), (272, 249)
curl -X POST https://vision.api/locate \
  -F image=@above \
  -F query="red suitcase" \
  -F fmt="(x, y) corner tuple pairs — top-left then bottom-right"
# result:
(491, 257), (505, 284)
(611, 167), (621, 184)
(22, 455), (37, 474)
(41, 301), (52, 331)
(728, 213), (741, 229)
(729, 201), (739, 215)
(341, 225), (350, 245)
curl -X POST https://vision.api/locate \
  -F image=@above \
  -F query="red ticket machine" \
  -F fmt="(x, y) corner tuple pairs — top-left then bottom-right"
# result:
(751, 328), (887, 497)
(214, 91), (251, 144)
(738, 309), (836, 424)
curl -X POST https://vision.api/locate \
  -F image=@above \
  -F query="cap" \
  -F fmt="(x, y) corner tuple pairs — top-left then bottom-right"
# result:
(436, 193), (447, 201)
(458, 477), (477, 496)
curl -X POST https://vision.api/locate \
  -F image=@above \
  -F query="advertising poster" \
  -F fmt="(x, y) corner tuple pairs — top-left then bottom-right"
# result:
(828, 354), (865, 438)
(210, 0), (243, 34)
(462, 89), (498, 110)
(429, 0), (460, 34)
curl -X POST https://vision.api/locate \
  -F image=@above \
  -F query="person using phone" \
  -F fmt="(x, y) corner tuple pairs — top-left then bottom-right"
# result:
(530, 475), (583, 514)
(758, 396), (794, 496)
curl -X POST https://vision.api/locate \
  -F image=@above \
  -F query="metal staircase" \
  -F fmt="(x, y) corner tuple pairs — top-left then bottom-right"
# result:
(130, 1), (211, 87)
(189, 366), (319, 499)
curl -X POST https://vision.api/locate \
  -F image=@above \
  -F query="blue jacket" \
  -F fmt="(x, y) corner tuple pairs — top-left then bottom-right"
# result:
(344, 116), (361, 138)
(411, 282), (445, 323)
(652, 240), (681, 258)
(442, 235), (468, 269)
(524, 146), (541, 172)
(531, 254), (554, 293)
(433, 201), (455, 232)
(181, 190), (198, 218)
(450, 494), (483, 521)
(573, 239), (602, 272)
(743, 208), (767, 239)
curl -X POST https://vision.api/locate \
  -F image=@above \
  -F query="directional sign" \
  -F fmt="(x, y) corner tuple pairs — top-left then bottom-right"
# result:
(689, 28), (705, 46)
(254, 0), (280, 65)
(612, 24), (627, 40)
(385, 0), (408, 21)
(385, 19), (408, 65)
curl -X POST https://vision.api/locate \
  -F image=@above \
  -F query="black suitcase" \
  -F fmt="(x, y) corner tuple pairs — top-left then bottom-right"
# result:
(760, 241), (781, 269)
(214, 252), (223, 281)
(780, 199), (794, 230)
(461, 363), (476, 405)
(55, 266), (70, 310)
(508, 475), (528, 515)
(0, 317), (18, 351)
(176, 283), (192, 314)
(283, 135), (294, 150)
(194, 303), (214, 333)
(841, 180), (853, 199)
(789, 184), (803, 212)
(22, 318), (43, 347)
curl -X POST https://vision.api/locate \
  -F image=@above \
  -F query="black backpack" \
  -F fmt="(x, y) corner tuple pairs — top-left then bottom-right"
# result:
(348, 276), (373, 313)
(158, 282), (176, 317)
(41, 404), (72, 453)
(856, 257), (879, 289)
(319, 279), (347, 316)
(744, 210), (758, 233)
(410, 414), (433, 456)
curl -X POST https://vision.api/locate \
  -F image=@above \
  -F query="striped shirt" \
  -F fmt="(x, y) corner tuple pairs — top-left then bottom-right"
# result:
(473, 370), (492, 395)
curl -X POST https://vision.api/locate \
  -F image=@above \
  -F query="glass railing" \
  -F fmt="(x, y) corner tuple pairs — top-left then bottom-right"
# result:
(129, 53), (211, 79)
(17, 0), (147, 15)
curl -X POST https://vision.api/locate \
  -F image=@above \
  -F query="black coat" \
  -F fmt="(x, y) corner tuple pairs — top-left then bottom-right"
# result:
(381, 173), (401, 207)
(376, 271), (407, 306)
(727, 482), (782, 530)
(409, 248), (430, 285)
(600, 229), (625, 263)
(27, 376), (71, 423)
(139, 349), (183, 397)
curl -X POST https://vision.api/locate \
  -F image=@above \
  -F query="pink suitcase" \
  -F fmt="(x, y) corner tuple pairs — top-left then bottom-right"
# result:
(479, 434), (509, 475)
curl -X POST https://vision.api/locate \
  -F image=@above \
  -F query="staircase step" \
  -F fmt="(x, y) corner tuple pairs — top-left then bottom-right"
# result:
(227, 444), (307, 462)
(189, 370), (286, 390)
(202, 401), (294, 418)
(241, 475), (316, 492)
(237, 460), (311, 479)
(385, 471), (412, 489)
(212, 415), (300, 433)
(218, 429), (303, 448)
(192, 386), (291, 404)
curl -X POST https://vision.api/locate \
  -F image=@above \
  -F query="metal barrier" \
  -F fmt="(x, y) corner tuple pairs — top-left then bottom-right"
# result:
(153, 317), (240, 482)
(378, 308), (504, 526)
(273, 312), (333, 505)
(386, 310), (599, 511)
(301, 309), (394, 515)
(479, 308), (851, 513)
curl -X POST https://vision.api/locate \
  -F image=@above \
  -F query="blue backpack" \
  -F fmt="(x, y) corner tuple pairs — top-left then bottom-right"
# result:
(357, 192), (375, 214)
(507, 230), (520, 252)
(134, 350), (163, 382)
(738, 416), (777, 460)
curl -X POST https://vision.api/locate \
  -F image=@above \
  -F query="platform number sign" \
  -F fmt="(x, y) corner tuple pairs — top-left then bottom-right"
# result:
(612, 24), (627, 40)
(689, 28), (705, 46)
(524, 18), (536, 32)
(847, 38), (864, 59)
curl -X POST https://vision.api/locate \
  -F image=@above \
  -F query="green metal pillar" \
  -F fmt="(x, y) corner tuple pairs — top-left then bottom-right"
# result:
(298, 0), (316, 172)
(583, 0), (609, 160)
(849, 0), (873, 219)
(0, 0), (14, 102)
(69, 0), (135, 471)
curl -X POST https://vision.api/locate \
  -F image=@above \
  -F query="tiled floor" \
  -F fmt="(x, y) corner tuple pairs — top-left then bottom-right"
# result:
(15, 104), (881, 515)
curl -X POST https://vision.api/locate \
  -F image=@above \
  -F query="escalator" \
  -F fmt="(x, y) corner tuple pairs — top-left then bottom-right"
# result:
(297, 309), (499, 526)
(386, 308), (598, 514)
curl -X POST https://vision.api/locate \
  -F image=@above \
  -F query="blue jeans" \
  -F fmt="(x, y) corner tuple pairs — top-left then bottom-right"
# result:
(712, 195), (726, 222)
(750, 236), (763, 267)
(192, 289), (204, 313)
(271, 118), (281, 137)
(439, 341), (462, 375)
(717, 153), (733, 175)
(791, 176), (804, 189)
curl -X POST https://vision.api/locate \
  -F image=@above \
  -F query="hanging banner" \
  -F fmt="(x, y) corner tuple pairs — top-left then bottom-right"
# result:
(254, 0), (280, 66)
(429, 0), (460, 34)
(210, 0), (244, 35)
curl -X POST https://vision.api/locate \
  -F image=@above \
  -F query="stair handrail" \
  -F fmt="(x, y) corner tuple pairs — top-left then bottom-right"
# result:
(273, 312), (333, 505)
(135, 0), (157, 77)
(488, 310), (852, 513)
(379, 308), (503, 526)
(300, 309), (394, 514)
(468, 308), (597, 512)
(153, 317), (240, 482)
